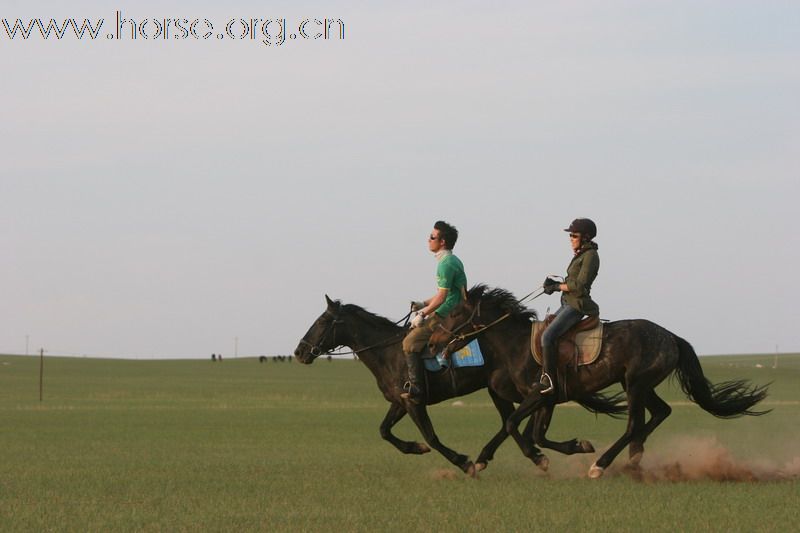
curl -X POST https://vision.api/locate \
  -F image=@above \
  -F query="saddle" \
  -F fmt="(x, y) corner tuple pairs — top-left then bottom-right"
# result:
(531, 314), (603, 369)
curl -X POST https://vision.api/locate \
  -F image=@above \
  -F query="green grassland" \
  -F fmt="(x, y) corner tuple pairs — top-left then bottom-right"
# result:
(1, 353), (798, 532)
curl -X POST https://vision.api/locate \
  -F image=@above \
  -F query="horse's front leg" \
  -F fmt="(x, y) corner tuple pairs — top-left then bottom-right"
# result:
(380, 402), (431, 455)
(475, 389), (547, 471)
(504, 390), (549, 465)
(405, 402), (475, 476)
(532, 402), (595, 456)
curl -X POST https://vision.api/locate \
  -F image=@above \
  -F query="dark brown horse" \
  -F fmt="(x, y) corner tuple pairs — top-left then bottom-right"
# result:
(428, 285), (770, 478)
(293, 295), (625, 475)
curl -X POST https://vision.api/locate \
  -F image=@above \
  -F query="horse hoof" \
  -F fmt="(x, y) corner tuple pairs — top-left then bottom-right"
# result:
(579, 440), (595, 453)
(588, 463), (605, 479)
(475, 462), (487, 472)
(534, 455), (550, 472)
(417, 443), (431, 454)
(465, 462), (478, 478)
(630, 451), (643, 465)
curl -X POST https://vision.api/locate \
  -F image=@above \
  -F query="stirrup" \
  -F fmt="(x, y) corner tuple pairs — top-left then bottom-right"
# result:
(539, 373), (554, 395)
(400, 381), (423, 403)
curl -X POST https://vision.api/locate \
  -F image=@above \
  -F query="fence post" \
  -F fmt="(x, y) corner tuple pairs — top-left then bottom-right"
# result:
(39, 348), (44, 402)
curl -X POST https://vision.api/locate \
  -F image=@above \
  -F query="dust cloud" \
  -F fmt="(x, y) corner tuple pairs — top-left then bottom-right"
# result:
(607, 435), (800, 482)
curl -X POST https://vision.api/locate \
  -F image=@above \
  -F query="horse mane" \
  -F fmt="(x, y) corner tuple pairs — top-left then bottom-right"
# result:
(467, 284), (538, 322)
(341, 303), (403, 330)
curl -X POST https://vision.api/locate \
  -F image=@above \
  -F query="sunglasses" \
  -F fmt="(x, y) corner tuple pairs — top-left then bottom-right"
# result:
(569, 233), (581, 239)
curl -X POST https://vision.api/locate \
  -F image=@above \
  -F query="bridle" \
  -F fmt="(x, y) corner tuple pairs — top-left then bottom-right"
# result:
(298, 307), (413, 358)
(298, 309), (345, 357)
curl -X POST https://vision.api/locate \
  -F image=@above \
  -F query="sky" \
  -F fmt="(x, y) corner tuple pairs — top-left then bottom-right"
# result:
(1, 1), (798, 358)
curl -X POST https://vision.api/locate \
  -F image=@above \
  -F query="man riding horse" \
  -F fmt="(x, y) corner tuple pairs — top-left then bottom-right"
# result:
(401, 220), (467, 404)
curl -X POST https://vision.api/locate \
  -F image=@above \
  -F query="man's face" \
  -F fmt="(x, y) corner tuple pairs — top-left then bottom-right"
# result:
(428, 228), (445, 253)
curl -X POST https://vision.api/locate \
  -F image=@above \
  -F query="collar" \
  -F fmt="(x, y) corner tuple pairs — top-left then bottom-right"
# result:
(574, 240), (598, 257)
(435, 249), (452, 262)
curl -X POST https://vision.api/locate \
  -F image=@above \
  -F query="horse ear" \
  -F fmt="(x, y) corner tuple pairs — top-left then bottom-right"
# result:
(325, 294), (338, 309)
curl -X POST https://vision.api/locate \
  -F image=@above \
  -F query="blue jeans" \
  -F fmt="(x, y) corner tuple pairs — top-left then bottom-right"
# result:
(541, 303), (583, 379)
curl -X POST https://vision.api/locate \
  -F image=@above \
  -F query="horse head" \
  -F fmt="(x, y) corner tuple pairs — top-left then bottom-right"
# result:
(294, 295), (347, 364)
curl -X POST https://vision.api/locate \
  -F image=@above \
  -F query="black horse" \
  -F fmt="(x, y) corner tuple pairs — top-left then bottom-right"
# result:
(429, 285), (770, 478)
(293, 295), (625, 475)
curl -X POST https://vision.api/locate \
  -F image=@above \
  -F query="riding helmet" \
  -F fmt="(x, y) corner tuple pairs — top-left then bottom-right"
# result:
(564, 218), (597, 239)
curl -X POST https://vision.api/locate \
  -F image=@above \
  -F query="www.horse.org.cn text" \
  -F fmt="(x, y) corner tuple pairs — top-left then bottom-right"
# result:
(1, 10), (345, 47)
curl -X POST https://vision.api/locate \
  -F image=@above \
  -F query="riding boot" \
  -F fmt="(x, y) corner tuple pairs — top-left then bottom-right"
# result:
(539, 341), (557, 395)
(400, 352), (425, 404)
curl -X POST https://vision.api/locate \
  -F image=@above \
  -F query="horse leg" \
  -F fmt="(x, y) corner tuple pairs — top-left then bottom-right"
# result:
(628, 390), (673, 464)
(474, 390), (515, 471)
(474, 390), (546, 472)
(504, 390), (549, 467)
(532, 401), (595, 456)
(589, 385), (647, 478)
(405, 403), (475, 476)
(379, 402), (430, 455)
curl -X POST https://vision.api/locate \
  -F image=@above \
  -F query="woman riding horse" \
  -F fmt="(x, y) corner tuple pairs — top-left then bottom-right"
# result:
(540, 218), (600, 396)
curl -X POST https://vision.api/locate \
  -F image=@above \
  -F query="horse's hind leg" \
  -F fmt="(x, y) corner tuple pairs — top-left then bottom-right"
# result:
(380, 403), (430, 455)
(590, 385), (647, 478)
(405, 404), (475, 476)
(474, 390), (515, 471)
(629, 390), (672, 464)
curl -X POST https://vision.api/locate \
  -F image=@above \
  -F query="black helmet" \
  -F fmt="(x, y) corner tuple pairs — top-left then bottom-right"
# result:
(564, 218), (597, 239)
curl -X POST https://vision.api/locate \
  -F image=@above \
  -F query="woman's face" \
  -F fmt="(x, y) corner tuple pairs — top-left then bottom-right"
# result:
(569, 232), (582, 251)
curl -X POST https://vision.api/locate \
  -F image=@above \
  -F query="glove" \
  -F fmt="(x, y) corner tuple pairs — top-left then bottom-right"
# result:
(410, 311), (426, 328)
(410, 301), (425, 312)
(543, 277), (561, 295)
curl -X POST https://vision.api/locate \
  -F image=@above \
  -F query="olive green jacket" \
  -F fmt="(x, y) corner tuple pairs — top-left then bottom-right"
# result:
(562, 242), (600, 316)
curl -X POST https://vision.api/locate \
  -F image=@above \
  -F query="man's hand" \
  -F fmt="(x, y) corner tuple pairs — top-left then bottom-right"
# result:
(410, 311), (426, 328)
(410, 301), (425, 312)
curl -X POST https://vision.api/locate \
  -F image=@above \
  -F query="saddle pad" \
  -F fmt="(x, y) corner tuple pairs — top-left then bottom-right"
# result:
(424, 339), (484, 372)
(531, 320), (603, 367)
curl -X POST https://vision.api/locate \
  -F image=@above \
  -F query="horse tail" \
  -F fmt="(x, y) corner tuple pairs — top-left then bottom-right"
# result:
(673, 335), (770, 418)
(577, 390), (627, 419)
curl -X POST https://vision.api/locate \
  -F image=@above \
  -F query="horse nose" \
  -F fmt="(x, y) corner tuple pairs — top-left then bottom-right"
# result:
(293, 348), (301, 358)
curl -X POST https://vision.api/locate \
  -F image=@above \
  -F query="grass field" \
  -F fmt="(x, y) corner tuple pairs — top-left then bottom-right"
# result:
(1, 352), (798, 532)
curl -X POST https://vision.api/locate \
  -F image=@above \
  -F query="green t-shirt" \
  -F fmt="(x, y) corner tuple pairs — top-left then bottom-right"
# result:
(435, 253), (467, 317)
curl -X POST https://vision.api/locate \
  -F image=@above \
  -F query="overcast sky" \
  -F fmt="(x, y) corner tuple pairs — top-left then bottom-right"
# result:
(1, 1), (798, 358)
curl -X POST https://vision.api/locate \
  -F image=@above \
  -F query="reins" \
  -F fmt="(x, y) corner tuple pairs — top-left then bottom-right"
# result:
(302, 308), (414, 358)
(442, 287), (546, 348)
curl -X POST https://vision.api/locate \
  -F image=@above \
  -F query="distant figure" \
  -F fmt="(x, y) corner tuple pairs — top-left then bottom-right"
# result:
(211, 353), (217, 362)
(218, 354), (223, 361)
(327, 355), (332, 362)
(259, 355), (267, 363)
